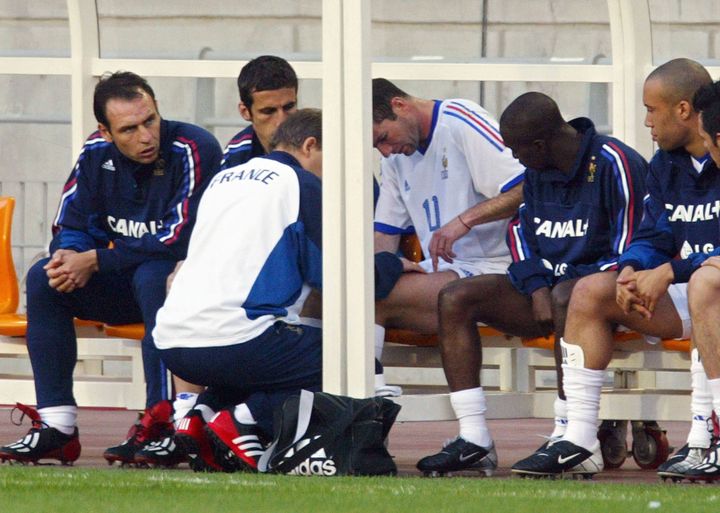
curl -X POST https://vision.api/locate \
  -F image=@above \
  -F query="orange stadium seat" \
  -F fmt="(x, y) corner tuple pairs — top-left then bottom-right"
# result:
(661, 338), (691, 353)
(522, 329), (650, 350)
(104, 323), (145, 340)
(386, 325), (507, 347)
(0, 196), (104, 337)
(0, 197), (28, 337)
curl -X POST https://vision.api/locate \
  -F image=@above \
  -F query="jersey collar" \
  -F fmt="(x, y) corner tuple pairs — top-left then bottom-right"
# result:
(266, 150), (303, 170)
(668, 147), (713, 178)
(417, 100), (441, 156)
(691, 153), (710, 174)
(248, 126), (268, 158)
(537, 117), (596, 183)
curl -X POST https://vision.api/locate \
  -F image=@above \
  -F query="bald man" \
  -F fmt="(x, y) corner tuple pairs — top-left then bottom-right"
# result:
(512, 58), (715, 480)
(417, 92), (648, 477)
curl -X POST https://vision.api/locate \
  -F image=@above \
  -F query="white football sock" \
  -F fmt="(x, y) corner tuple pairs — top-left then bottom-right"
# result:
(550, 396), (568, 439)
(375, 373), (387, 388)
(173, 392), (199, 426)
(450, 387), (492, 448)
(562, 364), (604, 451)
(39, 405), (77, 435)
(375, 324), (386, 361)
(374, 373), (402, 397)
(233, 403), (257, 425)
(194, 403), (216, 423)
(688, 349), (712, 448)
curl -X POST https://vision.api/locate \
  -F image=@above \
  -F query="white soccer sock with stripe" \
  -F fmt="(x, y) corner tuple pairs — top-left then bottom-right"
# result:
(450, 387), (492, 448)
(233, 403), (257, 425)
(562, 364), (604, 451)
(173, 392), (199, 427)
(550, 396), (568, 439)
(39, 405), (77, 436)
(688, 349), (713, 448)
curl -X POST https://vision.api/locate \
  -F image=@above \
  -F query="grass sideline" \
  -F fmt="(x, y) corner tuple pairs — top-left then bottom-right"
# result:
(1, 467), (719, 513)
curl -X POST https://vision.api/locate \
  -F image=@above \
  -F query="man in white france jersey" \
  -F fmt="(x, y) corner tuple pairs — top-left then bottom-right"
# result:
(152, 109), (324, 473)
(372, 78), (525, 393)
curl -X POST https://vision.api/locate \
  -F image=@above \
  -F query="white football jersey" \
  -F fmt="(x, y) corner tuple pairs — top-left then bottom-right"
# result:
(153, 152), (321, 349)
(374, 99), (524, 264)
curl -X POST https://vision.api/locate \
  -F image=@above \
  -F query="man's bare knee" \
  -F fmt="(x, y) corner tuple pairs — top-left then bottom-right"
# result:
(439, 279), (480, 319)
(377, 271), (457, 331)
(689, 266), (720, 305)
(567, 273), (615, 317)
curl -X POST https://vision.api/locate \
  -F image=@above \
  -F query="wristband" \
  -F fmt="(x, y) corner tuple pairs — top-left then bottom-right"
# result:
(457, 215), (471, 230)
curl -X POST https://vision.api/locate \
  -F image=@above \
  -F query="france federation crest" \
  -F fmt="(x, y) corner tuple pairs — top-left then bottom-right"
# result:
(441, 148), (449, 179)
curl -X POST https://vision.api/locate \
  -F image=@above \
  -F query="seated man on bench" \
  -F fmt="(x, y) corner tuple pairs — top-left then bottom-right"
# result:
(416, 92), (648, 476)
(0, 71), (221, 466)
(683, 78), (720, 482)
(371, 78), (525, 395)
(512, 58), (718, 480)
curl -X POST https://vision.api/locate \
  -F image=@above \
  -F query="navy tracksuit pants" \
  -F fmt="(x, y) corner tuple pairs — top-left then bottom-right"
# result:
(160, 322), (322, 439)
(26, 257), (175, 409)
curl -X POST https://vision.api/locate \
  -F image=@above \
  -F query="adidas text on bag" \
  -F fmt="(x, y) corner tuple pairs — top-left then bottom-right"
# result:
(258, 390), (401, 476)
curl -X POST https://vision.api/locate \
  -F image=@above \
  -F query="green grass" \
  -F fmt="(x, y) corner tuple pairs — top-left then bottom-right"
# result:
(0, 467), (719, 513)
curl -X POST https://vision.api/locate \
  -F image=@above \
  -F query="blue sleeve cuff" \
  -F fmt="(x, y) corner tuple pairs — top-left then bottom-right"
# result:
(521, 277), (553, 296)
(618, 259), (642, 273)
(95, 248), (119, 273)
(500, 172), (525, 193)
(507, 261), (552, 297)
(671, 259), (695, 284)
(374, 222), (415, 235)
(50, 230), (96, 254)
(374, 252), (403, 300)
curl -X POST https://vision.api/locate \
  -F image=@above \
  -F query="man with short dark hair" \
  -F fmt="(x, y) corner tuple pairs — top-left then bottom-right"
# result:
(0, 71), (222, 466)
(153, 109), (324, 473)
(512, 58), (717, 480)
(371, 78), (525, 395)
(415, 92), (648, 476)
(222, 55), (298, 170)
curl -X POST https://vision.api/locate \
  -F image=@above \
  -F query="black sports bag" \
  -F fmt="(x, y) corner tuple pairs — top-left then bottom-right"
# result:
(257, 389), (401, 476)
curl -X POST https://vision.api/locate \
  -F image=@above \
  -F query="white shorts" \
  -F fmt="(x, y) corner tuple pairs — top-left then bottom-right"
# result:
(418, 256), (510, 278)
(667, 282), (692, 339)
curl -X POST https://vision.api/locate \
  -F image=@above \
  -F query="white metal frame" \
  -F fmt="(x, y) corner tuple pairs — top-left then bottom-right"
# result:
(0, 333), (146, 410)
(2, 0), (713, 403)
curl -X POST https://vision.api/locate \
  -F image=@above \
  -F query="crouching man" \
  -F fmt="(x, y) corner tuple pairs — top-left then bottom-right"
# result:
(152, 109), (325, 472)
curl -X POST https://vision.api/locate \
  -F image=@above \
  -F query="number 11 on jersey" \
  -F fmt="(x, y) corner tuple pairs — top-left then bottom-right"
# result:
(423, 195), (441, 231)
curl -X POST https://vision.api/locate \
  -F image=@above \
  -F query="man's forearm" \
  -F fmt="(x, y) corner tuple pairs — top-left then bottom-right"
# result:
(459, 183), (523, 226)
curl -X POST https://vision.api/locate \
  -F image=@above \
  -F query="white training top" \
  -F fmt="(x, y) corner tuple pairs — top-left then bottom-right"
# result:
(374, 99), (524, 264)
(153, 152), (322, 349)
